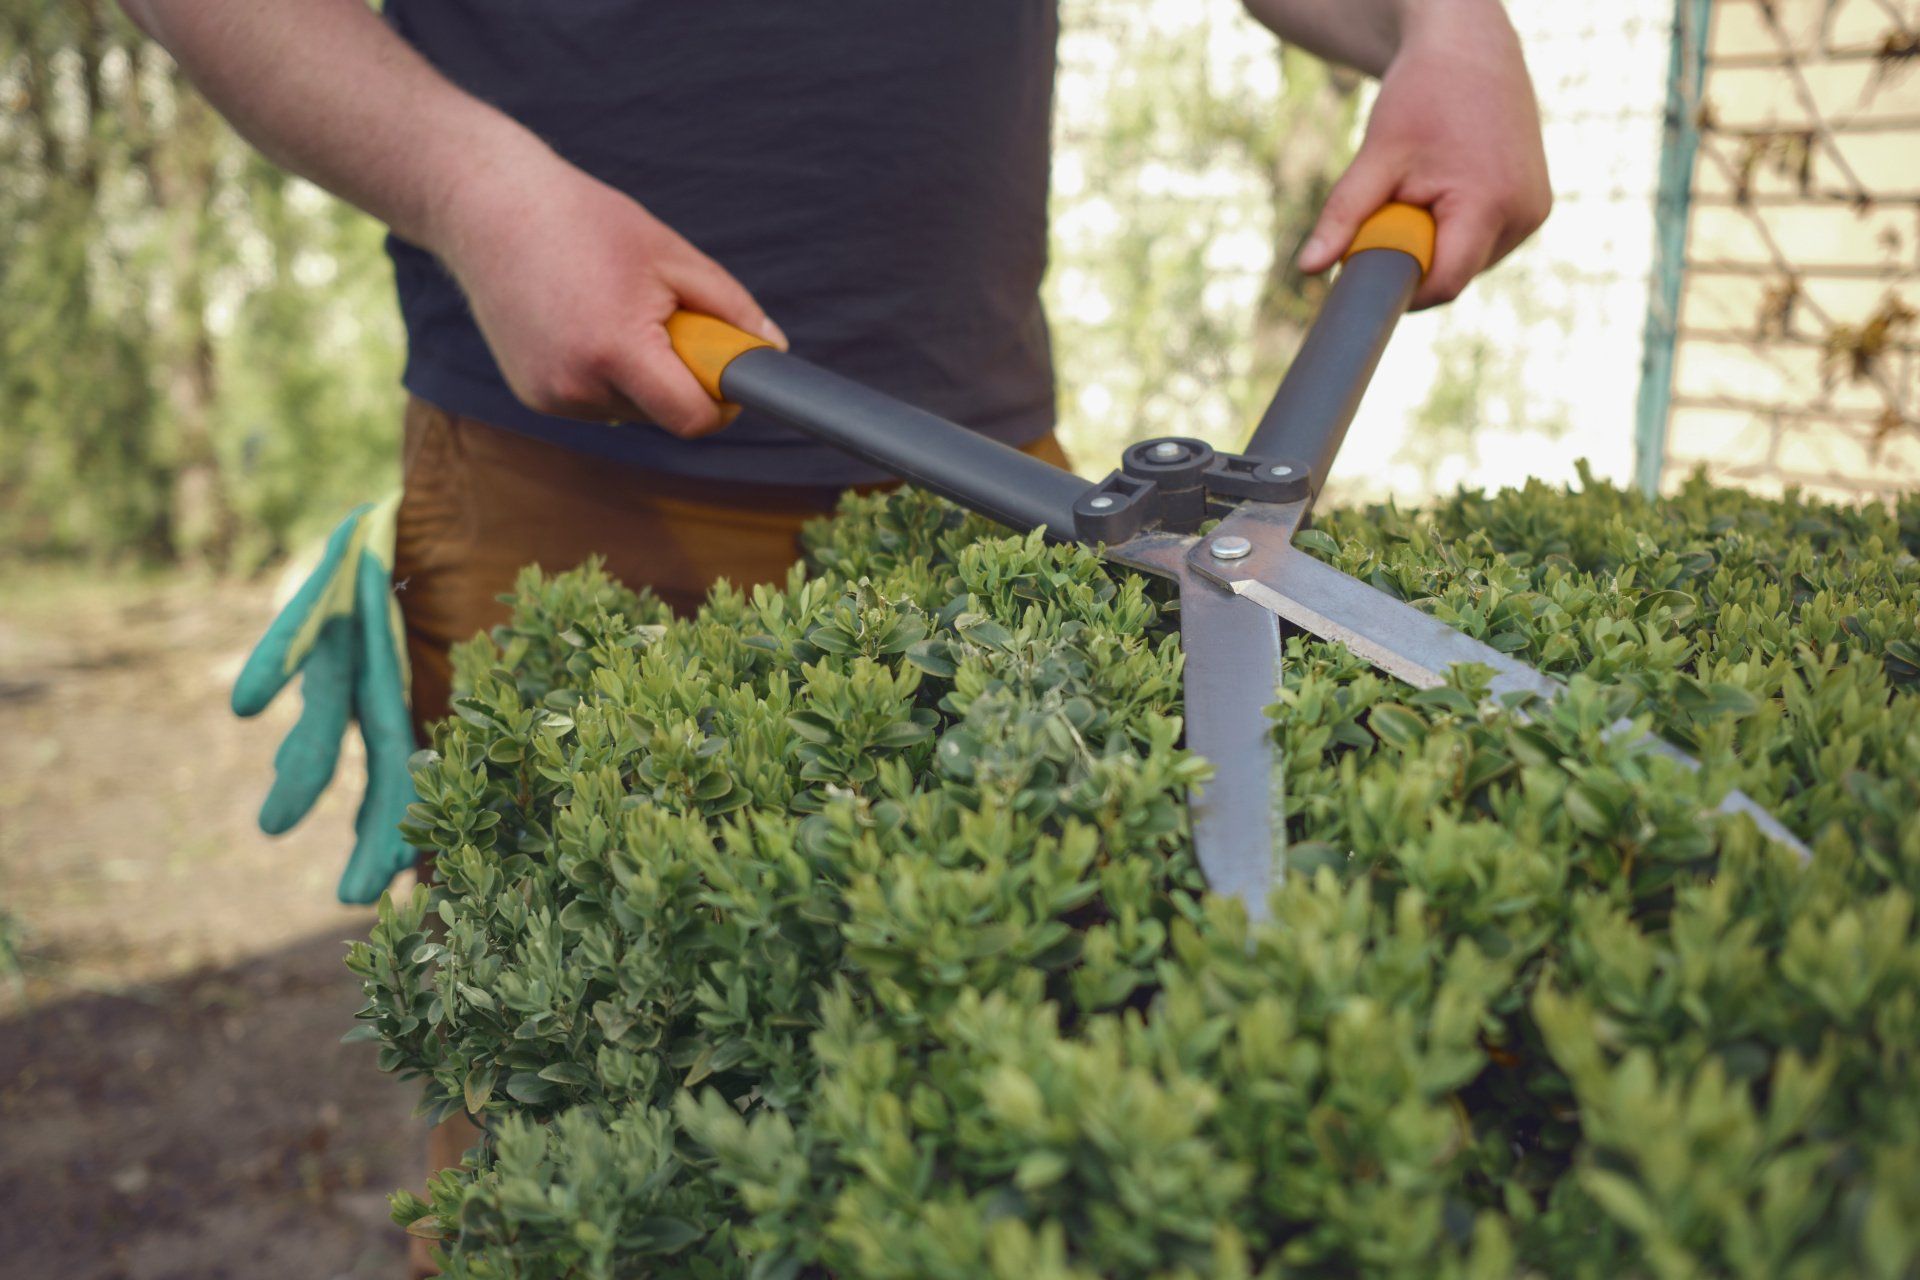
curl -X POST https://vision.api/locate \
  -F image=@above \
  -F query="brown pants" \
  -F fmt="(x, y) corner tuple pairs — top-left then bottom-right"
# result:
(392, 396), (1068, 1273)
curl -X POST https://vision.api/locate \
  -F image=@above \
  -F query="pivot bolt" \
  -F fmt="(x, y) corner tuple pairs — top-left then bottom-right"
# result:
(1209, 535), (1252, 561)
(1149, 441), (1188, 462)
(1087, 495), (1115, 510)
(1267, 464), (1294, 478)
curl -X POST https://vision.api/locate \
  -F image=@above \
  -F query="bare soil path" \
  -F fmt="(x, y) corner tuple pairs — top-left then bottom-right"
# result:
(1, 570), (423, 1278)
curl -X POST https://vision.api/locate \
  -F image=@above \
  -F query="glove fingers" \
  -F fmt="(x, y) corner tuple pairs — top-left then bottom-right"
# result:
(257, 620), (355, 835)
(341, 698), (421, 906)
(338, 752), (421, 905)
(354, 549), (415, 735)
(233, 503), (375, 717)
(338, 545), (422, 906)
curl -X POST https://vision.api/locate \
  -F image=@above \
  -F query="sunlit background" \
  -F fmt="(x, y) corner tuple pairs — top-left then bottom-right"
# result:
(1048, 0), (1919, 504)
(1048, 0), (1672, 502)
(3, 0), (1916, 1273)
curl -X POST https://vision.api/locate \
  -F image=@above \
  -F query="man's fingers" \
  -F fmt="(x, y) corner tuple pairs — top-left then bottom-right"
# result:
(1298, 155), (1399, 274)
(664, 253), (788, 351)
(607, 324), (734, 438)
(604, 384), (740, 432)
(1413, 201), (1502, 309)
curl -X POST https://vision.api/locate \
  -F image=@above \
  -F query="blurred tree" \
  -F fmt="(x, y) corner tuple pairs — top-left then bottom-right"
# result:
(0, 0), (400, 571)
(1049, 1), (1358, 466)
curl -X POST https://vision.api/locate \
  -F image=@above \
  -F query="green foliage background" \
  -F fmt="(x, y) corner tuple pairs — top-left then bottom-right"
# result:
(356, 477), (1920, 1277)
(1, 0), (402, 570)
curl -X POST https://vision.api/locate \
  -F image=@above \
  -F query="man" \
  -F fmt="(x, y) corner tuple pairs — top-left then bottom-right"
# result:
(116, 0), (1547, 694)
(118, 0), (1549, 1269)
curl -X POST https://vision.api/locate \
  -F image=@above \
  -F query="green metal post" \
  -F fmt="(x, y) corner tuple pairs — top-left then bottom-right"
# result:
(1634, 0), (1713, 496)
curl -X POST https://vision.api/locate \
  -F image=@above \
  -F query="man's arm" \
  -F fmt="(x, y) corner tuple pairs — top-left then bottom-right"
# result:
(1243, 0), (1552, 307)
(118, 0), (784, 435)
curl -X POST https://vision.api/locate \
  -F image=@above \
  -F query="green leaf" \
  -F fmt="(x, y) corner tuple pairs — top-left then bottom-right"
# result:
(1634, 588), (1699, 627)
(537, 1061), (593, 1087)
(684, 1041), (719, 1088)
(1563, 783), (1619, 837)
(1676, 676), (1761, 719)
(786, 712), (838, 745)
(463, 1065), (497, 1113)
(1368, 703), (1426, 748)
(905, 640), (958, 678)
(1293, 528), (1340, 557)
(1577, 1169), (1660, 1236)
(956, 615), (1015, 649)
(631, 1216), (705, 1254)
(504, 1072), (557, 1105)
(1014, 1149), (1071, 1190)
(873, 720), (934, 749)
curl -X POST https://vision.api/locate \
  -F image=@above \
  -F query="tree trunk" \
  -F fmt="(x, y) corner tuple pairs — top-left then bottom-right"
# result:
(7, 14), (65, 180)
(74, 0), (108, 199)
(1248, 50), (1363, 392)
(149, 80), (236, 568)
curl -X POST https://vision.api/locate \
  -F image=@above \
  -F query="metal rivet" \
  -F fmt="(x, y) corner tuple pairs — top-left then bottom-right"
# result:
(1209, 535), (1252, 561)
(1267, 464), (1294, 478)
(1149, 441), (1186, 462)
(1087, 495), (1115, 510)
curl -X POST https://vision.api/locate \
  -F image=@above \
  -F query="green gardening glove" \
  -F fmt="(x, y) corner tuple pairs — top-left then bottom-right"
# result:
(232, 495), (419, 904)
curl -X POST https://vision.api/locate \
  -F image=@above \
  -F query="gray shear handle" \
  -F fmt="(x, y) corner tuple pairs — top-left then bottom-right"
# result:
(666, 310), (1091, 538)
(1243, 203), (1435, 500)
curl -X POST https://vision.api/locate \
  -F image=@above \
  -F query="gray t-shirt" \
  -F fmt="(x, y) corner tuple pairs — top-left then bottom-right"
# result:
(383, 0), (1060, 484)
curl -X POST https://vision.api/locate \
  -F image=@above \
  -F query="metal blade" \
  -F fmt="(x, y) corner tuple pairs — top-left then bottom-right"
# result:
(1173, 571), (1288, 923)
(1228, 547), (1559, 700)
(1204, 540), (1811, 862)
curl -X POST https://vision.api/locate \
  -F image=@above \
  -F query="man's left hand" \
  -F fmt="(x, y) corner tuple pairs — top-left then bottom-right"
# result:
(1297, 0), (1552, 309)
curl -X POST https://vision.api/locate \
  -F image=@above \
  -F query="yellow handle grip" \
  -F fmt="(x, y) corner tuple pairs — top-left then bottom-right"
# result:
(1343, 202), (1436, 275)
(665, 310), (773, 401)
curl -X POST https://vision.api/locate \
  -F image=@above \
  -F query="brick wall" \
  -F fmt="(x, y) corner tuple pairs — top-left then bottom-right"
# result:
(1664, 0), (1920, 499)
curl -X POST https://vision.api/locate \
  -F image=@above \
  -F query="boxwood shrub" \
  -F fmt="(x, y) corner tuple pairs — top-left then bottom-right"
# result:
(351, 471), (1920, 1279)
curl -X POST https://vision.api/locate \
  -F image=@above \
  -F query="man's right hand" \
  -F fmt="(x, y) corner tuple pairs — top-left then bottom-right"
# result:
(431, 149), (788, 437)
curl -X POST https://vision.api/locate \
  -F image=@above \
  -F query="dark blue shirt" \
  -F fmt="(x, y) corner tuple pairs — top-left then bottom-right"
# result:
(383, 0), (1060, 484)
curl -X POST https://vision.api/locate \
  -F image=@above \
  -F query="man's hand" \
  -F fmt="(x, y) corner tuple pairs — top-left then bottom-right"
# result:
(433, 149), (787, 437)
(1252, 0), (1552, 309)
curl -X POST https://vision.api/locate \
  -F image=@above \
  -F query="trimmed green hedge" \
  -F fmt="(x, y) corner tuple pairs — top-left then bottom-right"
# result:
(352, 473), (1920, 1278)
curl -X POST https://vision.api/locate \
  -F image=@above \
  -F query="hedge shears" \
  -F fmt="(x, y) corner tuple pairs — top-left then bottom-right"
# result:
(668, 203), (1809, 922)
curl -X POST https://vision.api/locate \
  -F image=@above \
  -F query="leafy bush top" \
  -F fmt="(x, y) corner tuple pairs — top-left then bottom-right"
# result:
(352, 473), (1920, 1279)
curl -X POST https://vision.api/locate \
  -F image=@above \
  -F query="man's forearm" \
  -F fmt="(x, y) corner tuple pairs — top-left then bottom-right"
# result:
(118, 0), (550, 253)
(1241, 0), (1515, 79)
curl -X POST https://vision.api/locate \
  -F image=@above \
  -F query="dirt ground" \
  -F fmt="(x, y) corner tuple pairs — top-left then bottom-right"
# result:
(0, 569), (426, 1278)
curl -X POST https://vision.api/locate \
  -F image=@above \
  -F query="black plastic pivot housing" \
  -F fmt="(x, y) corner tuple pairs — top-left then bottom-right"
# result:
(1072, 472), (1155, 543)
(1203, 453), (1311, 504)
(1122, 437), (1215, 532)
(1070, 436), (1314, 543)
